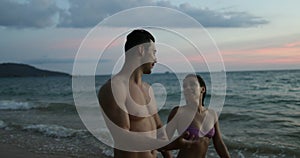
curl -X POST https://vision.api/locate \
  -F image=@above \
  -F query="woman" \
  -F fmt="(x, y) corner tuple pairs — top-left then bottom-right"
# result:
(166, 74), (230, 158)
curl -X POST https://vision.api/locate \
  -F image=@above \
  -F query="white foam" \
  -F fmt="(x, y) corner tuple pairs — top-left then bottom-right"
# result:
(102, 147), (114, 157)
(238, 151), (245, 158)
(23, 124), (86, 138)
(0, 100), (37, 110)
(0, 120), (7, 129)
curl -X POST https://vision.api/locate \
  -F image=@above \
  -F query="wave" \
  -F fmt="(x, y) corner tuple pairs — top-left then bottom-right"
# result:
(224, 137), (300, 157)
(1, 118), (299, 157)
(36, 102), (76, 113)
(0, 100), (41, 110)
(0, 120), (7, 129)
(22, 124), (88, 138)
(0, 100), (76, 113)
(284, 131), (300, 139)
(219, 112), (255, 121)
(0, 119), (87, 138)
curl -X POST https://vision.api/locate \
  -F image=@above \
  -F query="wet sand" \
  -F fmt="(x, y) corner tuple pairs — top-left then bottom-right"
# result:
(0, 143), (69, 158)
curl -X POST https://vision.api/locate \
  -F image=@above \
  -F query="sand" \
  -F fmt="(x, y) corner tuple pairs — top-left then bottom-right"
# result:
(0, 143), (69, 158)
(0, 143), (110, 158)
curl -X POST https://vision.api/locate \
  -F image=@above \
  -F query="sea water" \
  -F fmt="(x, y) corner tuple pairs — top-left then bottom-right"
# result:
(0, 70), (299, 157)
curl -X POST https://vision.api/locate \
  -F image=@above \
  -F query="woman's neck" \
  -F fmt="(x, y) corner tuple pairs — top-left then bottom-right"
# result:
(197, 104), (205, 113)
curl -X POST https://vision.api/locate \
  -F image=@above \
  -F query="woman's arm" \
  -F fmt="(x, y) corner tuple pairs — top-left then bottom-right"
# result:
(212, 121), (230, 158)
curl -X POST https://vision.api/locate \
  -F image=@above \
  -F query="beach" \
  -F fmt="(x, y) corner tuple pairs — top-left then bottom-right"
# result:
(0, 127), (111, 158)
(0, 143), (110, 158)
(0, 143), (67, 158)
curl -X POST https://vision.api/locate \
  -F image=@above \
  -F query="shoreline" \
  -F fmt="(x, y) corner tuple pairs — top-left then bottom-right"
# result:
(0, 143), (69, 158)
(0, 142), (112, 158)
(0, 129), (112, 158)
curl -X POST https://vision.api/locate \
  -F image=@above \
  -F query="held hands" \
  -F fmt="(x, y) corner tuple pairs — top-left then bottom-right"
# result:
(178, 131), (199, 149)
(158, 131), (194, 158)
(176, 130), (208, 149)
(163, 131), (198, 150)
(158, 131), (196, 151)
(159, 131), (205, 158)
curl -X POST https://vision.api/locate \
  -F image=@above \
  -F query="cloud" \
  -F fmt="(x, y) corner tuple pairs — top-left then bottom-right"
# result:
(27, 58), (112, 64)
(178, 3), (268, 27)
(59, 0), (268, 28)
(0, 0), (268, 29)
(0, 0), (62, 28)
(285, 41), (300, 48)
(27, 58), (75, 64)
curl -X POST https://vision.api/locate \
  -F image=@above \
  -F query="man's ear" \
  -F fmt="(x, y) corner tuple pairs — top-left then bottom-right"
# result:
(138, 45), (145, 56)
(201, 87), (206, 93)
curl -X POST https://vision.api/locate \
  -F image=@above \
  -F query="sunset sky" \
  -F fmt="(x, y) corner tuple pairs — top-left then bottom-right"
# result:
(0, 0), (299, 75)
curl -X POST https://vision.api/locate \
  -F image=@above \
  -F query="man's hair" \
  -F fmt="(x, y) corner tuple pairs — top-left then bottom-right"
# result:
(125, 29), (155, 52)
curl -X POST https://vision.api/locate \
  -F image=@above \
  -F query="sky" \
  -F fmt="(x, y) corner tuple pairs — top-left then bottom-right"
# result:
(0, 0), (299, 75)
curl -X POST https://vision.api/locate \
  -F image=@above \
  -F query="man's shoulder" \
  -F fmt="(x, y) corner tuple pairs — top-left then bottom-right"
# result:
(99, 79), (111, 93)
(100, 76), (125, 90)
(98, 76), (128, 108)
(142, 81), (151, 88)
(98, 76), (127, 98)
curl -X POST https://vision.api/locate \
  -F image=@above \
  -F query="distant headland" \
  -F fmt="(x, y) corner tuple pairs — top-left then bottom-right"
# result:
(0, 63), (70, 77)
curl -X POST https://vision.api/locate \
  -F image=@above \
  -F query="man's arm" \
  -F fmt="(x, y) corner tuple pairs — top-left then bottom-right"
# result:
(155, 113), (173, 158)
(148, 85), (173, 158)
(98, 80), (130, 130)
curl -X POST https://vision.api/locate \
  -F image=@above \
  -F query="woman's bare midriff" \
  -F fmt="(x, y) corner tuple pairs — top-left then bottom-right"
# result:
(114, 149), (157, 158)
(177, 137), (210, 158)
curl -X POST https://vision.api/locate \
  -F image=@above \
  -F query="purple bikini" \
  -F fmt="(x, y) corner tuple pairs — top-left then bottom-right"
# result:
(186, 126), (215, 139)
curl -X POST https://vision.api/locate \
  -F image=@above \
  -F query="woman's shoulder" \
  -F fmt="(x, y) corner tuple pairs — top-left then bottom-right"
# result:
(170, 105), (190, 113)
(206, 108), (216, 114)
(206, 108), (218, 122)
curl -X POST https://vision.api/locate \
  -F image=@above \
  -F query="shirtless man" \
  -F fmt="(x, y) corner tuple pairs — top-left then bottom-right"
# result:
(98, 29), (173, 158)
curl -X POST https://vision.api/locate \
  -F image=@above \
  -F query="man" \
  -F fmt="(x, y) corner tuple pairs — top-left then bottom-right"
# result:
(98, 29), (173, 158)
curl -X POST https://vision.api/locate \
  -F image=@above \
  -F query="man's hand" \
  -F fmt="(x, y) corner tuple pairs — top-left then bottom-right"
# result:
(159, 131), (198, 151)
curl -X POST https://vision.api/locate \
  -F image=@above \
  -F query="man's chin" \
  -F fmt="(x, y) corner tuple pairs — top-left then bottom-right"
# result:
(143, 70), (152, 74)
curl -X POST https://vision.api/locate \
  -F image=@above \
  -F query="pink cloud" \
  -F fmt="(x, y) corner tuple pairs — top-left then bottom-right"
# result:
(220, 40), (300, 66)
(254, 47), (299, 56)
(156, 39), (300, 70)
(285, 41), (300, 48)
(259, 57), (300, 64)
(51, 37), (123, 51)
(51, 38), (81, 50)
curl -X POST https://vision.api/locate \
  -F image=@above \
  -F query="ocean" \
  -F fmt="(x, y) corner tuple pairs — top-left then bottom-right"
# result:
(0, 70), (299, 158)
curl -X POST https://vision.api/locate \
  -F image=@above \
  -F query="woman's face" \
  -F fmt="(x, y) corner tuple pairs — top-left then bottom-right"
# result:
(183, 76), (201, 100)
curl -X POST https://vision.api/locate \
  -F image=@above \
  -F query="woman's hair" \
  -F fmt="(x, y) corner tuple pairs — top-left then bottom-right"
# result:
(185, 74), (206, 106)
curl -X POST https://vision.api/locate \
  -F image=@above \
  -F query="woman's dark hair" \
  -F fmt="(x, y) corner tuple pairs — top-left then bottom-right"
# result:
(125, 29), (155, 52)
(185, 74), (206, 106)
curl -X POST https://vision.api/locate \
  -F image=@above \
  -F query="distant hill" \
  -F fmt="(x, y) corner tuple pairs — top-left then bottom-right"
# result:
(0, 63), (70, 77)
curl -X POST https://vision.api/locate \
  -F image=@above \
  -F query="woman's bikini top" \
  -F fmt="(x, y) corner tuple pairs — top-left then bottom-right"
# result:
(186, 125), (215, 139)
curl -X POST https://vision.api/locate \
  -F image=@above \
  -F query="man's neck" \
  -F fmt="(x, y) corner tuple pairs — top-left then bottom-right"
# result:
(130, 68), (143, 85)
(119, 63), (143, 85)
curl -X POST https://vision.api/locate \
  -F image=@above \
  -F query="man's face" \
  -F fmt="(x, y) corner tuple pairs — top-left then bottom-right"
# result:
(142, 41), (157, 74)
